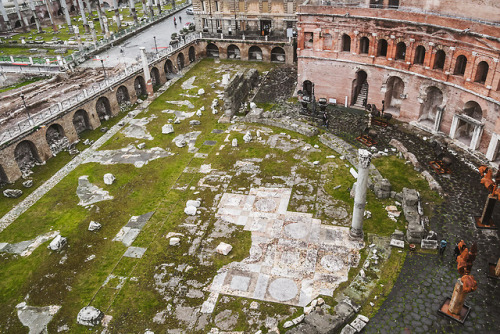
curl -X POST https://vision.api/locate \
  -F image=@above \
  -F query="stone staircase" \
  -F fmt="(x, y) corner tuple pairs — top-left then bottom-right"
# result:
(353, 82), (368, 109)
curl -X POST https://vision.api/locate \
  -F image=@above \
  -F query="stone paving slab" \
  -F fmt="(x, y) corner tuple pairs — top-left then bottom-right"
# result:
(123, 246), (147, 258)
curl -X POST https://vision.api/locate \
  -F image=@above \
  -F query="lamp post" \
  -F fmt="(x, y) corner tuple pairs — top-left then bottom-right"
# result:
(154, 36), (158, 56)
(100, 59), (107, 79)
(20, 93), (33, 125)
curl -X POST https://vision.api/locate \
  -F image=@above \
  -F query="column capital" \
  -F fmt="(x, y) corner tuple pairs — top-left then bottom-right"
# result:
(358, 149), (372, 169)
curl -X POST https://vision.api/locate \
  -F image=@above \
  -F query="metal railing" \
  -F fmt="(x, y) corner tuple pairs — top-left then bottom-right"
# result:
(0, 31), (197, 147)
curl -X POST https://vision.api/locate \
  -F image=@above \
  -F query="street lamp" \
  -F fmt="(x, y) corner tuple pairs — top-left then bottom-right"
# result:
(100, 59), (107, 79)
(154, 36), (158, 56)
(20, 93), (33, 124)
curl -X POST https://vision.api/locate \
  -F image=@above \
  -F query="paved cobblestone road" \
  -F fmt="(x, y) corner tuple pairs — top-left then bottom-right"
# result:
(322, 107), (500, 333)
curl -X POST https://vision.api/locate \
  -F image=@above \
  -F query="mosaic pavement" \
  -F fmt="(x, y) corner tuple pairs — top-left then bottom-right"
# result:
(204, 187), (364, 310)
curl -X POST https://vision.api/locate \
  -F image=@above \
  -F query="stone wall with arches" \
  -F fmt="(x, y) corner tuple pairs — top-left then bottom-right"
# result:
(297, 4), (500, 159)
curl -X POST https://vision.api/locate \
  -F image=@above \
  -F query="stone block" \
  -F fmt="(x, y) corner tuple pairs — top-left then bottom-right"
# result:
(421, 239), (438, 249)
(390, 239), (405, 248)
(391, 229), (404, 241)
(350, 315), (368, 331)
(374, 178), (391, 199)
(77, 306), (104, 326)
(285, 323), (319, 333)
(339, 324), (357, 334)
(88, 221), (102, 231)
(162, 124), (174, 134)
(407, 222), (425, 244)
(169, 237), (180, 246)
(186, 200), (201, 208)
(304, 312), (340, 334)
(402, 188), (419, 207)
(48, 235), (67, 251)
(215, 242), (232, 255)
(103, 173), (115, 185)
(3, 189), (23, 198)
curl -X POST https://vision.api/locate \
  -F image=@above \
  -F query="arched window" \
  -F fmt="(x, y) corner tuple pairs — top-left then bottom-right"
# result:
(395, 42), (406, 60)
(377, 39), (388, 57)
(359, 37), (369, 54)
(414, 45), (425, 65)
(342, 34), (351, 52)
(433, 50), (446, 70)
(475, 61), (489, 84)
(454, 55), (467, 76)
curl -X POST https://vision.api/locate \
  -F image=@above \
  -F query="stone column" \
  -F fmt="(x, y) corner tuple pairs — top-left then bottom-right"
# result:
(102, 15), (110, 37)
(495, 258), (500, 277)
(27, 0), (42, 32)
(140, 47), (154, 96)
(156, 0), (162, 14)
(129, 0), (138, 24)
(433, 106), (444, 133)
(60, 0), (74, 33)
(89, 20), (97, 42)
(12, 0), (27, 32)
(350, 149), (372, 239)
(147, 0), (154, 18)
(0, 1), (12, 30)
(470, 125), (483, 150)
(96, 0), (104, 34)
(486, 133), (499, 161)
(113, 0), (121, 28)
(449, 115), (459, 139)
(77, 0), (90, 33)
(449, 275), (476, 315)
(44, 0), (57, 31)
(74, 25), (83, 50)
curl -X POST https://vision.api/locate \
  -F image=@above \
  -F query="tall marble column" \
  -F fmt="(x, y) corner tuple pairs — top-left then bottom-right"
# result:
(140, 47), (154, 96)
(350, 149), (372, 239)
(113, 0), (121, 28)
(77, 0), (90, 33)
(60, 0), (74, 33)
(449, 275), (477, 315)
(129, 0), (138, 24)
(0, 1), (12, 30)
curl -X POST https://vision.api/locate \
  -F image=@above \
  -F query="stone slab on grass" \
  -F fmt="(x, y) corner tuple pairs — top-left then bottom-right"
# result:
(123, 246), (147, 258)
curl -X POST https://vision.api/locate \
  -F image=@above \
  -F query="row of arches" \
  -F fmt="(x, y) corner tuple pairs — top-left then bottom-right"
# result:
(336, 35), (494, 86)
(206, 43), (286, 62)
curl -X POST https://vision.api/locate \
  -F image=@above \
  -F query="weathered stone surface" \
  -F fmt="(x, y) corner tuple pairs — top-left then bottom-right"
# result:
(16, 302), (61, 334)
(215, 242), (232, 255)
(3, 189), (23, 198)
(22, 180), (34, 188)
(339, 324), (357, 334)
(88, 221), (102, 231)
(374, 178), (391, 199)
(184, 206), (197, 216)
(76, 175), (113, 206)
(162, 124), (174, 134)
(243, 131), (252, 143)
(186, 200), (201, 208)
(76, 306), (104, 326)
(169, 237), (180, 246)
(103, 173), (115, 185)
(48, 235), (67, 251)
(232, 138), (238, 147)
(421, 239), (438, 249)
(198, 88), (205, 95)
(304, 311), (342, 334)
(190, 120), (201, 126)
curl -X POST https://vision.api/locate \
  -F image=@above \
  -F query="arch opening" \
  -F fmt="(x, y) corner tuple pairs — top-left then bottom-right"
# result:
(418, 86), (443, 130)
(414, 45), (425, 65)
(395, 42), (406, 60)
(475, 61), (489, 84)
(377, 39), (388, 57)
(342, 34), (351, 52)
(456, 101), (483, 147)
(359, 37), (369, 54)
(302, 80), (313, 97)
(227, 44), (241, 59)
(134, 76), (147, 99)
(249, 46), (263, 61)
(271, 47), (285, 62)
(177, 53), (185, 70)
(384, 76), (404, 116)
(189, 46), (196, 63)
(351, 70), (368, 107)
(433, 50), (446, 70)
(116, 85), (131, 109)
(206, 43), (219, 58)
(14, 140), (41, 177)
(96, 96), (112, 121)
(164, 59), (175, 80)
(46, 123), (69, 155)
(151, 67), (161, 89)
(73, 109), (91, 134)
(454, 55), (467, 76)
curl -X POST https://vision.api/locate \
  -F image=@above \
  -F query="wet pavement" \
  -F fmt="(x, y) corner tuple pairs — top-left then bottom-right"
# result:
(319, 106), (500, 333)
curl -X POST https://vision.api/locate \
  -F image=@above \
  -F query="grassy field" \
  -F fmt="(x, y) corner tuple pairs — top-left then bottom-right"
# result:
(0, 59), (441, 333)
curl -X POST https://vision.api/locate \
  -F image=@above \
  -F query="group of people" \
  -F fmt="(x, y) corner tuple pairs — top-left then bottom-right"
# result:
(173, 16), (182, 27)
(438, 238), (470, 259)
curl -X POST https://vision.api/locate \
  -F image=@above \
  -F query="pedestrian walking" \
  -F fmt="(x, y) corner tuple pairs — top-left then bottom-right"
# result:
(439, 239), (447, 256)
(179, 16), (182, 23)
(174, 17), (177, 27)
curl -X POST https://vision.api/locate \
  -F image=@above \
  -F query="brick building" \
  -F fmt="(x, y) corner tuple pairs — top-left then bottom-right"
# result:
(297, 0), (500, 161)
(191, 0), (299, 37)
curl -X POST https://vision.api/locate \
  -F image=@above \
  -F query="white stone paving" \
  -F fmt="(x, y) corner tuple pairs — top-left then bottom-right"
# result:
(204, 187), (364, 310)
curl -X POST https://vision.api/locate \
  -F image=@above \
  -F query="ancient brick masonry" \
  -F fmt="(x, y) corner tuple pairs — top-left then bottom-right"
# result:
(297, 0), (500, 160)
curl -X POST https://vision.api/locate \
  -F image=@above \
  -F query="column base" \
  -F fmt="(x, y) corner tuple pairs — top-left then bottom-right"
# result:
(437, 297), (471, 324)
(349, 227), (364, 240)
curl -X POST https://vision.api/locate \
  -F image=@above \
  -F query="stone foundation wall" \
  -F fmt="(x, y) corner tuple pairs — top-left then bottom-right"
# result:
(223, 69), (259, 117)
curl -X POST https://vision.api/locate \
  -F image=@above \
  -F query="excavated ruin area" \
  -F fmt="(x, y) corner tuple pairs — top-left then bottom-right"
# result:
(0, 65), (125, 131)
